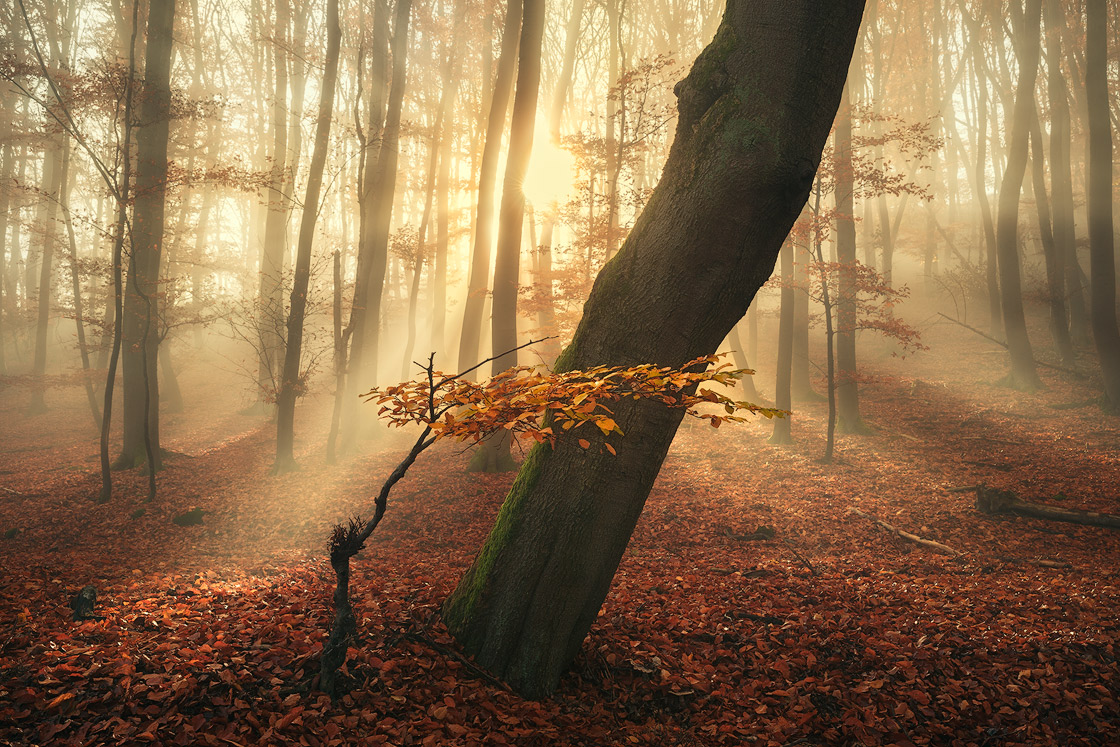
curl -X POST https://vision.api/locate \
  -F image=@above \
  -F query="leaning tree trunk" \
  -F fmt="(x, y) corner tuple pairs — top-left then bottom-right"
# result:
(1085, 0), (1120, 409)
(119, 0), (175, 469)
(442, 0), (866, 699)
(274, 0), (341, 471)
(993, 0), (1043, 391)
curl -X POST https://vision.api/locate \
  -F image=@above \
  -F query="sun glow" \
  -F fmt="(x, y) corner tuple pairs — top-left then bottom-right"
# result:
(522, 137), (577, 210)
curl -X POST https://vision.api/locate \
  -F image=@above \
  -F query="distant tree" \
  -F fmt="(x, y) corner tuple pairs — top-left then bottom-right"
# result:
(274, 0), (341, 472)
(472, 0), (546, 473)
(118, 0), (175, 477)
(1084, 0), (1120, 409)
(993, 0), (1043, 391)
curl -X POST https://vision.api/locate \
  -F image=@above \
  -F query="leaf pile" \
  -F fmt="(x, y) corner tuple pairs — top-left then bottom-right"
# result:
(2, 318), (1119, 746)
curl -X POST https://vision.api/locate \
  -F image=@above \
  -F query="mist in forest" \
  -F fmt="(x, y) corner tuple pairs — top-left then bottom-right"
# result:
(2, 0), (1120, 742)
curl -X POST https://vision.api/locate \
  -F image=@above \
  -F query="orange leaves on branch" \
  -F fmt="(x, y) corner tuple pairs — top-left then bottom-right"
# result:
(360, 355), (783, 453)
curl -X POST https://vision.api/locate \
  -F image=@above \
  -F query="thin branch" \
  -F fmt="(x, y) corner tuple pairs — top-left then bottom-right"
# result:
(936, 313), (1086, 378)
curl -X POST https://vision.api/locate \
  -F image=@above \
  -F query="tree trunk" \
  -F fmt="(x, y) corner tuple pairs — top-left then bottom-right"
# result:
(0, 140), (11, 374)
(792, 237), (821, 402)
(119, 0), (175, 469)
(429, 1), (466, 355)
(442, 0), (865, 699)
(1084, 0), (1120, 408)
(29, 141), (63, 414)
(457, 0), (522, 375)
(994, 0), (1043, 391)
(274, 0), (341, 471)
(770, 242), (794, 444)
(1043, 0), (1081, 351)
(726, 324), (761, 403)
(976, 486), (1120, 529)
(1028, 111), (1073, 361)
(960, 2), (1002, 334)
(834, 82), (865, 433)
(471, 0), (545, 474)
(341, 0), (409, 449)
(256, 0), (289, 407)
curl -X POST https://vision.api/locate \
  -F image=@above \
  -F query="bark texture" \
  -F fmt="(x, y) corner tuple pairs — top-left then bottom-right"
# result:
(443, 0), (866, 698)
(119, 0), (175, 467)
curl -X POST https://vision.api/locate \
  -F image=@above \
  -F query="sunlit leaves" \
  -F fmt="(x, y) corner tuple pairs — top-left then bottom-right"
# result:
(360, 355), (782, 454)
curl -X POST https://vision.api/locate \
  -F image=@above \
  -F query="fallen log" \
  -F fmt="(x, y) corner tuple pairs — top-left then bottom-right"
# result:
(975, 486), (1120, 530)
(848, 508), (962, 556)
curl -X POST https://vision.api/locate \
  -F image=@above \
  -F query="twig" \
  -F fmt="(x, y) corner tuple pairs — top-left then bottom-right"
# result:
(849, 508), (962, 556)
(440, 336), (556, 386)
(403, 631), (512, 692)
(779, 537), (817, 576)
(962, 436), (1024, 445)
(998, 556), (1072, 570)
(936, 313), (1086, 378)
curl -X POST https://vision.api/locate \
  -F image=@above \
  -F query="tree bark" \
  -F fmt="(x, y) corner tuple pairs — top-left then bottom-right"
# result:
(791, 237), (821, 402)
(1028, 111), (1073, 361)
(1043, 0), (1081, 352)
(341, 0), (409, 449)
(255, 0), (290, 407)
(770, 242), (794, 444)
(993, 0), (1043, 391)
(274, 0), (341, 471)
(833, 82), (865, 433)
(457, 0), (522, 375)
(442, 0), (866, 698)
(976, 486), (1120, 529)
(471, 0), (545, 473)
(119, 0), (175, 468)
(1084, 0), (1120, 408)
(1039, 0), (1084, 347)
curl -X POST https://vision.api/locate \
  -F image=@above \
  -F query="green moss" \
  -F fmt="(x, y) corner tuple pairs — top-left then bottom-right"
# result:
(443, 443), (549, 636)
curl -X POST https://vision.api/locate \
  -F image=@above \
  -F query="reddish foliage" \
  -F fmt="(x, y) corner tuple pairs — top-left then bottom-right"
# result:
(1, 318), (1119, 746)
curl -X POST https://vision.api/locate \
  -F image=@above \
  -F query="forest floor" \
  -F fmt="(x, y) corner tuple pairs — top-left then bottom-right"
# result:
(1, 307), (1119, 747)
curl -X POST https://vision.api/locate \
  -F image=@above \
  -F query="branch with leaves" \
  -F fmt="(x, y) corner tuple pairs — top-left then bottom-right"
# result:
(318, 342), (779, 696)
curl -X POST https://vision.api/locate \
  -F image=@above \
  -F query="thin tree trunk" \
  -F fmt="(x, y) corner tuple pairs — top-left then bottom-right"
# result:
(994, 0), (1043, 391)
(471, 0), (546, 473)
(457, 0), (522, 375)
(60, 147), (101, 427)
(119, 0), (175, 469)
(274, 0), (342, 471)
(834, 82), (865, 433)
(255, 0), (290, 408)
(791, 237), (821, 402)
(430, 1), (466, 354)
(1084, 0), (1120, 408)
(99, 0), (139, 501)
(1028, 110), (1073, 361)
(29, 142), (63, 414)
(770, 242), (793, 444)
(726, 323), (761, 403)
(341, 0), (410, 450)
